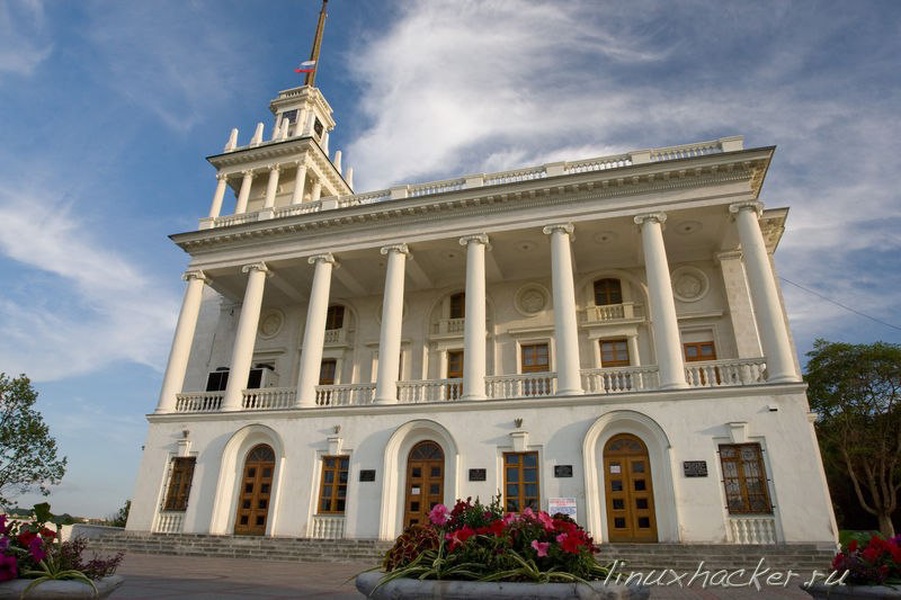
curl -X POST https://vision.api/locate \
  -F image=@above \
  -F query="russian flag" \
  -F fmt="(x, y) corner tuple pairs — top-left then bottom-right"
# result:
(295, 60), (316, 74)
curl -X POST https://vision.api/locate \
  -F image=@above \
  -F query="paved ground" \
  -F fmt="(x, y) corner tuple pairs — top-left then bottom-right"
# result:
(112, 553), (819, 598)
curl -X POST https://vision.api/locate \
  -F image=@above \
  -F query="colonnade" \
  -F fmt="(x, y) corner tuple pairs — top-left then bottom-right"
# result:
(154, 202), (799, 414)
(207, 161), (324, 220)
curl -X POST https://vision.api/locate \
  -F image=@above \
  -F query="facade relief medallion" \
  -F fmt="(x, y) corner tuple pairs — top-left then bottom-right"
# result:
(515, 284), (549, 316)
(671, 266), (709, 303)
(258, 309), (285, 338)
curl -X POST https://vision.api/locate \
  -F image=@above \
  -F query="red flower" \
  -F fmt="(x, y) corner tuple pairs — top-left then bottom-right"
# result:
(17, 531), (37, 547)
(556, 532), (585, 554)
(848, 539), (858, 552)
(446, 525), (476, 551)
(39, 527), (56, 540)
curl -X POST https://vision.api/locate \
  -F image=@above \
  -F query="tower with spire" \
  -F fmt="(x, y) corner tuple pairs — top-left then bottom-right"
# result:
(126, 2), (836, 558)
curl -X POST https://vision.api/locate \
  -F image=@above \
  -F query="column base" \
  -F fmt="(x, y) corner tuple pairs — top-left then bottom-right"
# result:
(557, 388), (585, 396)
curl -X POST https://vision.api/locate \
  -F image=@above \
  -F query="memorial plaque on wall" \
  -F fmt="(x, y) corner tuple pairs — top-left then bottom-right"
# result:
(359, 469), (376, 482)
(683, 461), (708, 478)
(468, 468), (487, 482)
(554, 465), (574, 478)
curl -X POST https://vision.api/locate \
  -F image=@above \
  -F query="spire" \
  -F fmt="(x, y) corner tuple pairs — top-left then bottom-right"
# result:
(305, 0), (328, 87)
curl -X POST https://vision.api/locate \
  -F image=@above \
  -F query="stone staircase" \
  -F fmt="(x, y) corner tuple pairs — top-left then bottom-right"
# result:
(88, 532), (836, 574)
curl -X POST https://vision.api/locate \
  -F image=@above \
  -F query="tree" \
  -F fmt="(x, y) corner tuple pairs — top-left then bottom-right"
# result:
(0, 373), (67, 507)
(107, 499), (131, 527)
(805, 340), (901, 537)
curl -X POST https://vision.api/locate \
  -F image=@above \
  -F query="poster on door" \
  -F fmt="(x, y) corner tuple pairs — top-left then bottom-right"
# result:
(548, 497), (577, 517)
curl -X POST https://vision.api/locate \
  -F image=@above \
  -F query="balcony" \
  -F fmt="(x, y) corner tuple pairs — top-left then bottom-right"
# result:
(171, 358), (768, 414)
(582, 302), (643, 323)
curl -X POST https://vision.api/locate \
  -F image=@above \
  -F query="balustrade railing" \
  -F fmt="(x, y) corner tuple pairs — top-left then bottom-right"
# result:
(433, 318), (465, 335)
(581, 366), (660, 394)
(205, 137), (739, 230)
(324, 328), (347, 345)
(729, 516), (778, 544)
(397, 379), (464, 403)
(310, 515), (346, 539)
(486, 373), (557, 399)
(685, 358), (767, 388)
(242, 387), (296, 410)
(170, 355), (767, 414)
(583, 302), (641, 323)
(154, 511), (185, 534)
(175, 392), (223, 413)
(315, 383), (376, 406)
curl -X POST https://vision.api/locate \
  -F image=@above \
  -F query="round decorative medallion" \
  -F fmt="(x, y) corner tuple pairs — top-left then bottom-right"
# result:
(671, 266), (709, 302)
(515, 284), (549, 316)
(258, 309), (285, 338)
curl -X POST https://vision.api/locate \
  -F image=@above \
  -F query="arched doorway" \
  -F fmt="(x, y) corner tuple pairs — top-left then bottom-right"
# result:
(234, 444), (275, 536)
(603, 433), (657, 542)
(403, 441), (444, 528)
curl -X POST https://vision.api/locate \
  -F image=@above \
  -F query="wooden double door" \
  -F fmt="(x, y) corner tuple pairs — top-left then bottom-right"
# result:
(234, 444), (275, 536)
(403, 441), (445, 528)
(603, 434), (658, 542)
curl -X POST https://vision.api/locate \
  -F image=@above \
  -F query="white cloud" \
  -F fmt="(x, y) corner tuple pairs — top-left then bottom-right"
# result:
(0, 0), (52, 76)
(0, 188), (178, 381)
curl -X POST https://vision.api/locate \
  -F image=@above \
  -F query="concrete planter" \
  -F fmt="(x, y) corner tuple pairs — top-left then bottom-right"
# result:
(355, 571), (649, 599)
(801, 583), (901, 599)
(0, 575), (123, 599)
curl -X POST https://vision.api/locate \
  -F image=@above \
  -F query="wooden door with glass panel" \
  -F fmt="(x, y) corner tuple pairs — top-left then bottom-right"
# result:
(447, 350), (464, 400)
(234, 444), (275, 536)
(403, 441), (445, 528)
(603, 434), (657, 542)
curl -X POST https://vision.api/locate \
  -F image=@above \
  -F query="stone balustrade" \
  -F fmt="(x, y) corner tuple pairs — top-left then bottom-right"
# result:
(154, 511), (185, 534)
(309, 515), (346, 539)
(729, 515), (778, 544)
(242, 387), (296, 410)
(203, 137), (740, 230)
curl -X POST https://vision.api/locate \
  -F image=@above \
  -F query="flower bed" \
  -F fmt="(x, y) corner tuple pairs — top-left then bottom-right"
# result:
(0, 503), (123, 598)
(802, 533), (901, 599)
(360, 497), (648, 598)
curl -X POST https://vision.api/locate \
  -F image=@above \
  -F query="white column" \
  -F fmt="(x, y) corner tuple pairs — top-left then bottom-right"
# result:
(460, 234), (489, 400)
(235, 171), (254, 214)
(627, 335), (641, 366)
(263, 165), (281, 209)
(208, 174), (229, 219)
(155, 270), (208, 413)
(291, 163), (308, 205)
(375, 244), (409, 404)
(635, 213), (687, 389)
(296, 254), (336, 407)
(311, 180), (323, 203)
(222, 262), (269, 411)
(730, 202), (799, 382)
(543, 224), (583, 396)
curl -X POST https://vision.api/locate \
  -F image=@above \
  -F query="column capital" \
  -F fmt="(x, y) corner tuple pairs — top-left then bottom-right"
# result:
(380, 243), (410, 257)
(308, 253), (337, 266)
(241, 261), (270, 276)
(459, 233), (490, 247)
(634, 212), (667, 226)
(542, 223), (574, 237)
(293, 159), (308, 169)
(182, 269), (208, 283)
(729, 201), (763, 217)
(241, 169), (256, 178)
(216, 173), (229, 182)
(268, 164), (282, 174)
(714, 250), (743, 264)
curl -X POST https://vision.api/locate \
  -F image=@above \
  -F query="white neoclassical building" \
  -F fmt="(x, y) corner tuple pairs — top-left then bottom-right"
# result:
(126, 78), (837, 547)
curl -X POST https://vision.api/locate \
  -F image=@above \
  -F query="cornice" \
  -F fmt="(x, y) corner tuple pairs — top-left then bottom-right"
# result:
(174, 147), (774, 254)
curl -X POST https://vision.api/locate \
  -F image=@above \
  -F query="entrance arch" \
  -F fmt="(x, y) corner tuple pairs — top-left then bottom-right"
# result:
(403, 440), (445, 528)
(603, 434), (657, 542)
(234, 444), (275, 535)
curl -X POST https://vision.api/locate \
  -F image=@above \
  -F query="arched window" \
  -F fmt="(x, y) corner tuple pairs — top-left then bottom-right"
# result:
(449, 292), (465, 319)
(594, 278), (623, 306)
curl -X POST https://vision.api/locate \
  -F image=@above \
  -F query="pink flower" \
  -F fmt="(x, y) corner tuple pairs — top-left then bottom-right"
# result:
(429, 504), (450, 526)
(29, 536), (46, 563)
(531, 539), (550, 557)
(522, 507), (535, 519)
(0, 554), (16, 582)
(537, 511), (555, 531)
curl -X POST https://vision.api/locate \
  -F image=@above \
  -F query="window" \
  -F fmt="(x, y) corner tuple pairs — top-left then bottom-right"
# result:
(279, 109), (298, 124)
(594, 278), (623, 306)
(205, 369), (229, 392)
(504, 452), (539, 512)
(521, 343), (550, 396)
(313, 118), (324, 138)
(600, 339), (630, 367)
(446, 350), (463, 400)
(719, 444), (772, 514)
(319, 359), (337, 385)
(449, 292), (465, 319)
(163, 457), (196, 512)
(326, 305), (345, 330)
(684, 341), (717, 362)
(317, 456), (349, 514)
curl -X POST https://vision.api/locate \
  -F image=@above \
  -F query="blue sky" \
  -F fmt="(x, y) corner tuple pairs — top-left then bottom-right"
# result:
(1, 1), (899, 518)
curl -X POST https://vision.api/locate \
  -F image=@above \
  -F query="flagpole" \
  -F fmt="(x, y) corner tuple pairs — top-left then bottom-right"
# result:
(305, 0), (328, 87)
